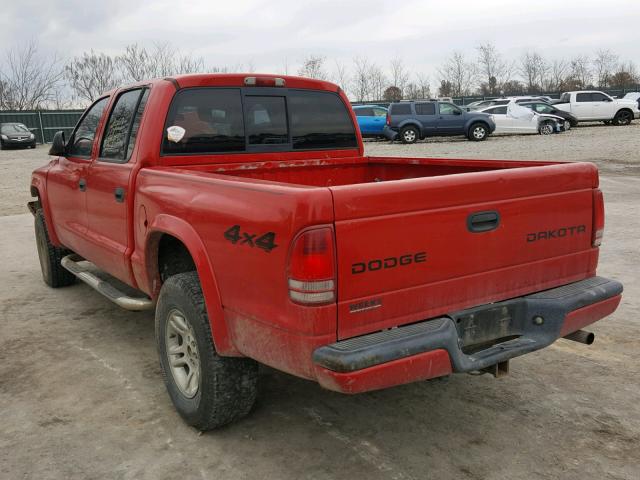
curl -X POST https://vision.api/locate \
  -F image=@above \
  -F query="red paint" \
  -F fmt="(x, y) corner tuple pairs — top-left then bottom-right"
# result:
(31, 73), (622, 393)
(314, 349), (453, 394)
(560, 294), (622, 337)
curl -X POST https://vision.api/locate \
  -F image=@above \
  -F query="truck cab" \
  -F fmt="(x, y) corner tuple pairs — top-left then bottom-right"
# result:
(555, 90), (639, 124)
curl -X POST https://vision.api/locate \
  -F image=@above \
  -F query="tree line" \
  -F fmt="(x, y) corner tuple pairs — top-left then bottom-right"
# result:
(0, 40), (638, 110)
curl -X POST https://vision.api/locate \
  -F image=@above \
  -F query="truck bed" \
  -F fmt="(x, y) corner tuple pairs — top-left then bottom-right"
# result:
(211, 156), (555, 187)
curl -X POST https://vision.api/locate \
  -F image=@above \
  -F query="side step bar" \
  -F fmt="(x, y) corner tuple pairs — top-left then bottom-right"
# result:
(61, 254), (155, 311)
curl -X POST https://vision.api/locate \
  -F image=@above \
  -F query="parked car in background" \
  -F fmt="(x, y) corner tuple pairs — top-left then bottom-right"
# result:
(465, 96), (552, 111)
(0, 122), (36, 149)
(554, 91), (640, 125)
(478, 102), (565, 135)
(519, 101), (579, 127)
(623, 92), (640, 110)
(384, 100), (495, 143)
(352, 105), (388, 137)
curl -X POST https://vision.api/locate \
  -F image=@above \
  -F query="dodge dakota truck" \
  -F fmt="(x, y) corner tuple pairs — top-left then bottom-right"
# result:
(30, 74), (623, 431)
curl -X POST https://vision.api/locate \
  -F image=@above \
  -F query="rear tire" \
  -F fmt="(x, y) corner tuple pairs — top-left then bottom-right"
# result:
(34, 209), (76, 288)
(468, 123), (488, 141)
(613, 110), (632, 126)
(156, 272), (258, 431)
(400, 125), (419, 144)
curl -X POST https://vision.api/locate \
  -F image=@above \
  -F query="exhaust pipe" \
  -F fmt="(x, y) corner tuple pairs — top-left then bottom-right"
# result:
(563, 330), (595, 345)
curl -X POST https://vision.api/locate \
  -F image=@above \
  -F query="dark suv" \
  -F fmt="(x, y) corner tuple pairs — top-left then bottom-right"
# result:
(383, 101), (496, 143)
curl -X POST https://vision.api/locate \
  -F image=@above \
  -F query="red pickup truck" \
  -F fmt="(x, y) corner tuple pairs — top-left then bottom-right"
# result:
(30, 74), (623, 430)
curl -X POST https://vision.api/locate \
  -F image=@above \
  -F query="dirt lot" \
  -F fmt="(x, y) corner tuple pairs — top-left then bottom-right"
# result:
(1, 125), (639, 479)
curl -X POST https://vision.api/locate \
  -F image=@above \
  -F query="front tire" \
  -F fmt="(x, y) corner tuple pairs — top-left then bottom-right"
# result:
(156, 272), (258, 431)
(539, 121), (555, 135)
(34, 209), (76, 288)
(613, 110), (633, 126)
(400, 126), (419, 144)
(468, 123), (488, 141)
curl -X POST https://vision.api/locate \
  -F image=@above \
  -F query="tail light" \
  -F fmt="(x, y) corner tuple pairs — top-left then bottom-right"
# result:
(386, 112), (391, 125)
(592, 189), (605, 247)
(288, 228), (336, 305)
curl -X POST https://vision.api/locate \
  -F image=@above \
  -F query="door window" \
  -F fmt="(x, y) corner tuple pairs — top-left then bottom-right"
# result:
(100, 88), (149, 162)
(67, 97), (109, 158)
(415, 103), (435, 115)
(591, 92), (610, 102)
(576, 93), (592, 102)
(488, 106), (508, 114)
(439, 103), (462, 115)
(355, 107), (374, 116)
(533, 104), (553, 113)
(373, 108), (387, 117)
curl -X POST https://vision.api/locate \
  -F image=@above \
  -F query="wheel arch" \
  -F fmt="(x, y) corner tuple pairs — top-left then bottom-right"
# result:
(145, 214), (238, 356)
(465, 119), (490, 134)
(30, 175), (63, 246)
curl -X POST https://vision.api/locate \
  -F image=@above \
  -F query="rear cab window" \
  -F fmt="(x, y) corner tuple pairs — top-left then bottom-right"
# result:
(162, 88), (357, 155)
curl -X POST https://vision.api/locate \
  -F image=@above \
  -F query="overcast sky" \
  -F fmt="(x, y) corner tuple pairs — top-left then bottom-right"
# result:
(1, 0), (638, 78)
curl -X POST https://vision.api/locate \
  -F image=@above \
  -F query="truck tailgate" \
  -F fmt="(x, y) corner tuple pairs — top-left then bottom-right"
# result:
(330, 162), (599, 339)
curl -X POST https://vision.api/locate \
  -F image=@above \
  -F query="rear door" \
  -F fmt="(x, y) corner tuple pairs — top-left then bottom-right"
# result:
(84, 88), (149, 283)
(414, 103), (437, 135)
(329, 162), (597, 339)
(355, 107), (375, 134)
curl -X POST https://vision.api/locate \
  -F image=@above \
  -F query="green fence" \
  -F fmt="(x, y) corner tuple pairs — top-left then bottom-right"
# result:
(0, 110), (83, 144)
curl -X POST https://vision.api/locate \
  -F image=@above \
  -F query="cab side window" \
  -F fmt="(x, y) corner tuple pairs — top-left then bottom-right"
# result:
(67, 97), (109, 158)
(415, 103), (435, 115)
(100, 88), (149, 162)
(576, 93), (592, 102)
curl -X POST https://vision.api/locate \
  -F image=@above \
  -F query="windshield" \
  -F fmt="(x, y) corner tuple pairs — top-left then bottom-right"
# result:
(1, 124), (30, 134)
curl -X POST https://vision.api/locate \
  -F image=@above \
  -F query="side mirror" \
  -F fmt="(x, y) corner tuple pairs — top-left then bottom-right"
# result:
(49, 131), (66, 156)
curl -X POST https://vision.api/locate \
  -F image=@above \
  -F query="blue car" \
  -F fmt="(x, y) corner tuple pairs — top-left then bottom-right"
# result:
(352, 105), (388, 137)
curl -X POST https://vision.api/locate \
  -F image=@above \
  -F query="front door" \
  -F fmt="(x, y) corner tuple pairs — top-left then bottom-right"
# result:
(436, 103), (465, 134)
(45, 97), (110, 254)
(84, 88), (150, 284)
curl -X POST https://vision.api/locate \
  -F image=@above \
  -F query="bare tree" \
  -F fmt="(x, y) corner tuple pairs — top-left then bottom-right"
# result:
(438, 51), (476, 96)
(610, 61), (639, 88)
(389, 56), (409, 97)
(352, 56), (371, 102)
(569, 55), (592, 89)
(519, 51), (549, 93)
(476, 43), (510, 95)
(331, 60), (350, 93)
(548, 59), (569, 91)
(0, 40), (64, 110)
(368, 63), (387, 101)
(298, 55), (328, 80)
(593, 49), (619, 88)
(117, 44), (152, 82)
(65, 50), (120, 103)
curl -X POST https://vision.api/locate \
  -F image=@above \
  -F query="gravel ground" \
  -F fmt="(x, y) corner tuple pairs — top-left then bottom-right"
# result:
(1, 124), (639, 479)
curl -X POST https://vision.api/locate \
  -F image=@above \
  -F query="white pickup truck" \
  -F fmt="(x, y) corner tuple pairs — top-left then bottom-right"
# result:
(554, 91), (640, 125)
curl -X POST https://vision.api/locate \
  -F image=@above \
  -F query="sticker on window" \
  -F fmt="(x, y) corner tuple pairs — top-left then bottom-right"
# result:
(167, 125), (186, 143)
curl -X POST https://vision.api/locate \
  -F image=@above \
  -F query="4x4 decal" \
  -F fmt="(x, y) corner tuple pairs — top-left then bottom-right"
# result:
(224, 225), (278, 253)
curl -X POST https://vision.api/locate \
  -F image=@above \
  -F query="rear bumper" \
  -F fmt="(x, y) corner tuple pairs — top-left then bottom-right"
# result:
(382, 125), (398, 141)
(313, 276), (622, 393)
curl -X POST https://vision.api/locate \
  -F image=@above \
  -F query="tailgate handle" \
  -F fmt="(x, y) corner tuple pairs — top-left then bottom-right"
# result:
(467, 211), (500, 233)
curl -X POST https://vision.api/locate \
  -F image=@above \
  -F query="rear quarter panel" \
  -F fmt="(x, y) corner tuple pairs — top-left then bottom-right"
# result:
(132, 168), (337, 377)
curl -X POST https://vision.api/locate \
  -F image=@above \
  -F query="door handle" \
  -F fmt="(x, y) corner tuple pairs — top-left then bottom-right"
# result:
(78, 178), (87, 191)
(467, 211), (500, 233)
(114, 187), (125, 203)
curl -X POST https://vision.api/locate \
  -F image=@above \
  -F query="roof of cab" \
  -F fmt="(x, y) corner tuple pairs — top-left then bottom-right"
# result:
(159, 73), (341, 92)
